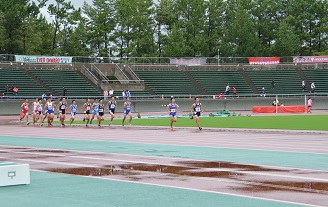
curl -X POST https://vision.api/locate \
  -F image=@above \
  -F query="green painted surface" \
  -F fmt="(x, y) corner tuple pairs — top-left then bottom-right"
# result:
(1, 136), (327, 171)
(0, 162), (16, 166)
(56, 115), (328, 131)
(0, 171), (308, 207)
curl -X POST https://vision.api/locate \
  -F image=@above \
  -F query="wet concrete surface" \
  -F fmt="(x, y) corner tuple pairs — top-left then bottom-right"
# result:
(1, 146), (328, 206)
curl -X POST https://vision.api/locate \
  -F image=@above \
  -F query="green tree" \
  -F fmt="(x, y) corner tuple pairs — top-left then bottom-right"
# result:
(273, 21), (299, 56)
(48, 0), (80, 55)
(83, 0), (116, 57)
(222, 2), (260, 57)
(162, 24), (188, 57)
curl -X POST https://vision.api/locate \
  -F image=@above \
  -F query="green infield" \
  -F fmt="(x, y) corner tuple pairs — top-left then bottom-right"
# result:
(56, 115), (328, 131)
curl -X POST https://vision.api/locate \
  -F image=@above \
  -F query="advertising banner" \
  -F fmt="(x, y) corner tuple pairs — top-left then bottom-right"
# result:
(293, 56), (328, 63)
(15, 55), (73, 64)
(170, 58), (207, 66)
(248, 57), (280, 65)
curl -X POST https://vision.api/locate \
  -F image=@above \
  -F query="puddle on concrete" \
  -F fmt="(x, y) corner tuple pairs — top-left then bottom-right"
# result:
(47, 162), (328, 194)
(28, 149), (70, 153)
(50, 167), (140, 177)
(176, 161), (290, 172)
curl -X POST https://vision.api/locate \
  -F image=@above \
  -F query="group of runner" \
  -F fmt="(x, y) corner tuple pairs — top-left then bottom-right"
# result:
(20, 96), (203, 130)
(19, 96), (133, 127)
(167, 97), (203, 130)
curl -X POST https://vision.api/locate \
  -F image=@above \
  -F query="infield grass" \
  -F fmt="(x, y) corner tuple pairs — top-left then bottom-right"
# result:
(59, 115), (328, 131)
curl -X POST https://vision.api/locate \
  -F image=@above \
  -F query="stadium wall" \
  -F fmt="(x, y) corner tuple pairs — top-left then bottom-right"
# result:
(0, 97), (326, 115)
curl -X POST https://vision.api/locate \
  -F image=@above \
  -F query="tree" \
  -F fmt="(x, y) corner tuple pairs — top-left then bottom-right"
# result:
(83, 0), (116, 57)
(162, 24), (188, 57)
(222, 1), (260, 57)
(273, 21), (299, 56)
(48, 0), (80, 55)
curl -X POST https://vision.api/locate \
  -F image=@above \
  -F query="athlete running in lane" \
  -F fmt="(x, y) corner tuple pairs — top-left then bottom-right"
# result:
(36, 99), (44, 125)
(167, 97), (179, 130)
(90, 98), (99, 125)
(44, 97), (55, 127)
(82, 98), (91, 127)
(98, 99), (105, 127)
(190, 97), (203, 130)
(69, 100), (77, 127)
(122, 97), (133, 126)
(20, 99), (29, 125)
(57, 97), (67, 127)
(32, 98), (39, 126)
(106, 96), (117, 126)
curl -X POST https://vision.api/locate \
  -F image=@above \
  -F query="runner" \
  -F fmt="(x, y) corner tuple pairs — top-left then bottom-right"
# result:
(32, 98), (39, 126)
(106, 96), (117, 126)
(167, 97), (179, 130)
(90, 98), (99, 124)
(82, 98), (92, 127)
(44, 97), (55, 127)
(98, 99), (105, 127)
(69, 100), (78, 127)
(36, 99), (44, 125)
(56, 97), (67, 127)
(190, 97), (203, 130)
(122, 97), (133, 126)
(20, 99), (29, 125)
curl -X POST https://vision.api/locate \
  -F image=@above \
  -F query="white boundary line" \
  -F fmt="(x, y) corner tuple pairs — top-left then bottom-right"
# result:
(29, 169), (326, 207)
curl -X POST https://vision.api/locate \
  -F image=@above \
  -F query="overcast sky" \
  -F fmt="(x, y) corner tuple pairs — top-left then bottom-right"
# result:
(37, 0), (92, 21)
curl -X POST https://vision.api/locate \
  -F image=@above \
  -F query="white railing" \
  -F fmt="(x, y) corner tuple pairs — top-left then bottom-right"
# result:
(82, 64), (99, 85)
(115, 64), (129, 83)
(126, 65), (141, 82)
(91, 63), (109, 83)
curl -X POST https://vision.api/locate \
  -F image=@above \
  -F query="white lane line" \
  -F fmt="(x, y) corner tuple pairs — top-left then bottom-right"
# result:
(1, 144), (328, 173)
(29, 169), (325, 207)
(1, 135), (328, 155)
(1, 149), (328, 182)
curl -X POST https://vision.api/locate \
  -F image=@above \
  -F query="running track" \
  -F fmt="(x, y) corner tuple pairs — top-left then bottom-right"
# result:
(0, 124), (328, 207)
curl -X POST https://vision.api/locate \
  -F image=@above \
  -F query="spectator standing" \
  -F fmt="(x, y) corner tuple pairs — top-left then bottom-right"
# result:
(10, 85), (14, 92)
(261, 87), (266, 97)
(307, 97), (312, 113)
(63, 86), (67, 97)
(271, 79), (275, 89)
(311, 82), (315, 93)
(109, 88), (114, 97)
(5, 84), (8, 92)
(126, 90), (131, 98)
(302, 80), (306, 91)
(233, 87), (237, 96)
(103, 90), (108, 100)
(122, 90), (126, 99)
(225, 83), (230, 95)
(42, 92), (46, 101)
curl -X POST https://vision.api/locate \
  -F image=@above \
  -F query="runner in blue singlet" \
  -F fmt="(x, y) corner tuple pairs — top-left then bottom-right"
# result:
(167, 97), (179, 130)
(122, 97), (133, 126)
(69, 100), (78, 127)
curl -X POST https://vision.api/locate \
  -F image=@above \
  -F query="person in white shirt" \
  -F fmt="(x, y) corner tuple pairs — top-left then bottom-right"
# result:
(311, 82), (315, 93)
(109, 89), (114, 97)
(225, 83), (230, 95)
(302, 80), (306, 91)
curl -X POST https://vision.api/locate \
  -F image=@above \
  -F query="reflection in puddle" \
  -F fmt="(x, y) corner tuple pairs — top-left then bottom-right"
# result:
(47, 161), (328, 194)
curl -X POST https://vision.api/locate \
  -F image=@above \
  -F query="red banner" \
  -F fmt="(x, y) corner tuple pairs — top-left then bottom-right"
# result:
(248, 57), (280, 65)
(293, 56), (328, 63)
